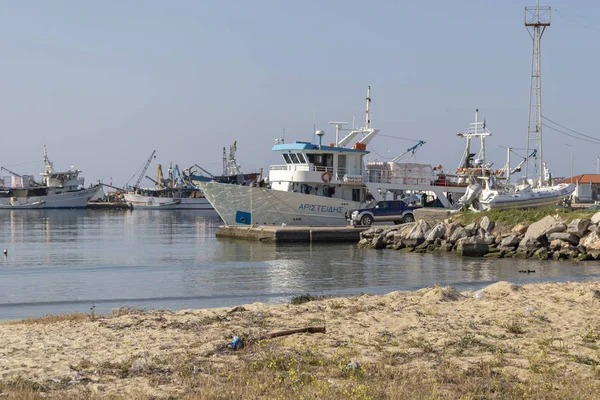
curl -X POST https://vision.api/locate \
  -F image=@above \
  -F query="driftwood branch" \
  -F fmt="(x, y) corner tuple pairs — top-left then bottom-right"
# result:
(218, 326), (326, 351)
(262, 326), (326, 339)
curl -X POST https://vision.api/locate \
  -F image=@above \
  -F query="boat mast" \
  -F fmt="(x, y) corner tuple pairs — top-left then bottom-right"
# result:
(365, 86), (371, 129)
(525, 2), (550, 186)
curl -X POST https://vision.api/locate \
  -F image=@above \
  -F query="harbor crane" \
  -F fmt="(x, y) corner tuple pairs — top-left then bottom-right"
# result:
(133, 150), (156, 189)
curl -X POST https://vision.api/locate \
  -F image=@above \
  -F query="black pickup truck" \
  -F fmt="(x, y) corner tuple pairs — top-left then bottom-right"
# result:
(346, 200), (420, 226)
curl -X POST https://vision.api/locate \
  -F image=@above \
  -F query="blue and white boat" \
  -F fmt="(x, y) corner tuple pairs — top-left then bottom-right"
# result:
(200, 88), (466, 226)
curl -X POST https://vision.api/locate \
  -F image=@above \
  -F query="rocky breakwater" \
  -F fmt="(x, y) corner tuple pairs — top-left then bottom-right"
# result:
(358, 212), (600, 260)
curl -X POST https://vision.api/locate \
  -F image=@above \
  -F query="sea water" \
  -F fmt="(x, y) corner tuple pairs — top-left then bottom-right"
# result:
(0, 209), (599, 320)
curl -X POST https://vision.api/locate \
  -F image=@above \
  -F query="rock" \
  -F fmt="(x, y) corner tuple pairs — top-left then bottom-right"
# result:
(533, 248), (549, 260)
(524, 215), (563, 242)
(480, 216), (495, 233)
(404, 220), (431, 247)
(500, 234), (521, 248)
(579, 231), (600, 259)
(357, 238), (370, 247)
(548, 239), (564, 251)
(483, 233), (496, 245)
(384, 230), (396, 242)
(372, 235), (385, 249)
(456, 236), (489, 257)
(591, 212), (600, 225)
(448, 226), (469, 244)
(425, 223), (446, 242)
(578, 253), (594, 261)
(512, 223), (529, 235)
(443, 222), (462, 240)
(566, 219), (590, 238)
(545, 223), (566, 235)
(517, 237), (543, 256)
(547, 232), (580, 246)
(464, 222), (479, 234)
(587, 223), (600, 234)
(441, 241), (453, 251)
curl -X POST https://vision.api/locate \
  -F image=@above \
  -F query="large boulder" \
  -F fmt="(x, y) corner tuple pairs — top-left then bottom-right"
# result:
(547, 232), (580, 246)
(524, 215), (563, 242)
(404, 220), (431, 247)
(512, 223), (529, 235)
(480, 216), (495, 233)
(591, 212), (600, 225)
(500, 234), (521, 248)
(517, 237), (543, 256)
(580, 231), (600, 259)
(443, 222), (462, 240)
(448, 226), (469, 244)
(464, 222), (479, 235)
(545, 223), (566, 236)
(456, 236), (489, 257)
(425, 223), (446, 242)
(566, 219), (590, 238)
(371, 234), (385, 249)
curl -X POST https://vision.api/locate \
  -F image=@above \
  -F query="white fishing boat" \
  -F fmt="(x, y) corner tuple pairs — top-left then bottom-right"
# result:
(123, 152), (217, 213)
(477, 179), (575, 210)
(200, 87), (466, 227)
(0, 146), (101, 209)
(459, 5), (576, 211)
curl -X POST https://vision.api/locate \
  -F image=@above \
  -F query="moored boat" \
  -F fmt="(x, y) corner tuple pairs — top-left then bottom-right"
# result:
(123, 154), (217, 213)
(0, 146), (101, 209)
(200, 87), (466, 226)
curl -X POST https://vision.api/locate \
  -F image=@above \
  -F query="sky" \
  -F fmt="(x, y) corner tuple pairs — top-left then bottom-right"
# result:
(1, 0), (599, 187)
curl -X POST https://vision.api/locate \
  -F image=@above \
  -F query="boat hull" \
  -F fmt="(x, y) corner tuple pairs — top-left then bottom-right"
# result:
(199, 181), (361, 226)
(124, 193), (217, 213)
(0, 185), (101, 209)
(480, 183), (575, 210)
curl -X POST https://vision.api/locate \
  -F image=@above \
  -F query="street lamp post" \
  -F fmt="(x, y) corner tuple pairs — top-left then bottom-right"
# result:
(564, 143), (573, 183)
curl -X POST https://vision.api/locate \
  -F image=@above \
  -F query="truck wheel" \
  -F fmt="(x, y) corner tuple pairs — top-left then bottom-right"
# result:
(402, 214), (415, 223)
(360, 214), (374, 226)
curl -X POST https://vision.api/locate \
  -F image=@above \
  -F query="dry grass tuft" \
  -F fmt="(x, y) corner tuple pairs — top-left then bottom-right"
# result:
(9, 312), (90, 325)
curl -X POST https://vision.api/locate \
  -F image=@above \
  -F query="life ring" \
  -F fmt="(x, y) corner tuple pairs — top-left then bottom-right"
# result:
(321, 171), (332, 183)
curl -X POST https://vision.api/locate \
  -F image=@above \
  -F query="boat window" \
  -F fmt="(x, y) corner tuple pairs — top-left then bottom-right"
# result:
(282, 153), (291, 164)
(306, 154), (315, 164)
(289, 153), (300, 164)
(297, 153), (306, 163)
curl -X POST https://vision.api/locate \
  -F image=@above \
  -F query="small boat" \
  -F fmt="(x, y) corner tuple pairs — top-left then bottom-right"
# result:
(0, 146), (101, 209)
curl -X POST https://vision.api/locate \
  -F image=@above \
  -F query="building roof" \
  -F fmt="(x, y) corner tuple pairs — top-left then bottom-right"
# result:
(555, 174), (600, 184)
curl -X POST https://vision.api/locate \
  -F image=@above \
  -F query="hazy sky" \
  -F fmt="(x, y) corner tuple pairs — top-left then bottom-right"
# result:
(1, 1), (599, 187)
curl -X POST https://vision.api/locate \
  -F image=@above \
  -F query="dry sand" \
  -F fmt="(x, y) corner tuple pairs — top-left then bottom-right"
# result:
(0, 280), (599, 398)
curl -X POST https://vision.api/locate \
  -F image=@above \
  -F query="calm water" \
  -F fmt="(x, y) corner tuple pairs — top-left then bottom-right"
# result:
(0, 210), (599, 320)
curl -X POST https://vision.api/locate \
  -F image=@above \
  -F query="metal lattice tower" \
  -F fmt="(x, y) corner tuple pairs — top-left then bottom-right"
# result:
(525, 4), (551, 186)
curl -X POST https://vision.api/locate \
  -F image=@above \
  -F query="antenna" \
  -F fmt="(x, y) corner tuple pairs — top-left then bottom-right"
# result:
(525, 3), (551, 186)
(328, 121), (348, 146)
(365, 86), (371, 129)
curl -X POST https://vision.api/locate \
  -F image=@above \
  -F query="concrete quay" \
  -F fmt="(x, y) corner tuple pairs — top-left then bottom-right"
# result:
(216, 225), (369, 243)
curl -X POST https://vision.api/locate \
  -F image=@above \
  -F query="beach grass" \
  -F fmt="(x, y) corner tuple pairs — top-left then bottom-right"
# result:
(0, 281), (599, 399)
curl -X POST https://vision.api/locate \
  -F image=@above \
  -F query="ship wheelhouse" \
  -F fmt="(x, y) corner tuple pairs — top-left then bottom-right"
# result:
(269, 141), (367, 202)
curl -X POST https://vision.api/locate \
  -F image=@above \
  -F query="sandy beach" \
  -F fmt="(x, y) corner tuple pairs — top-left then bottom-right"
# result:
(0, 280), (599, 399)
